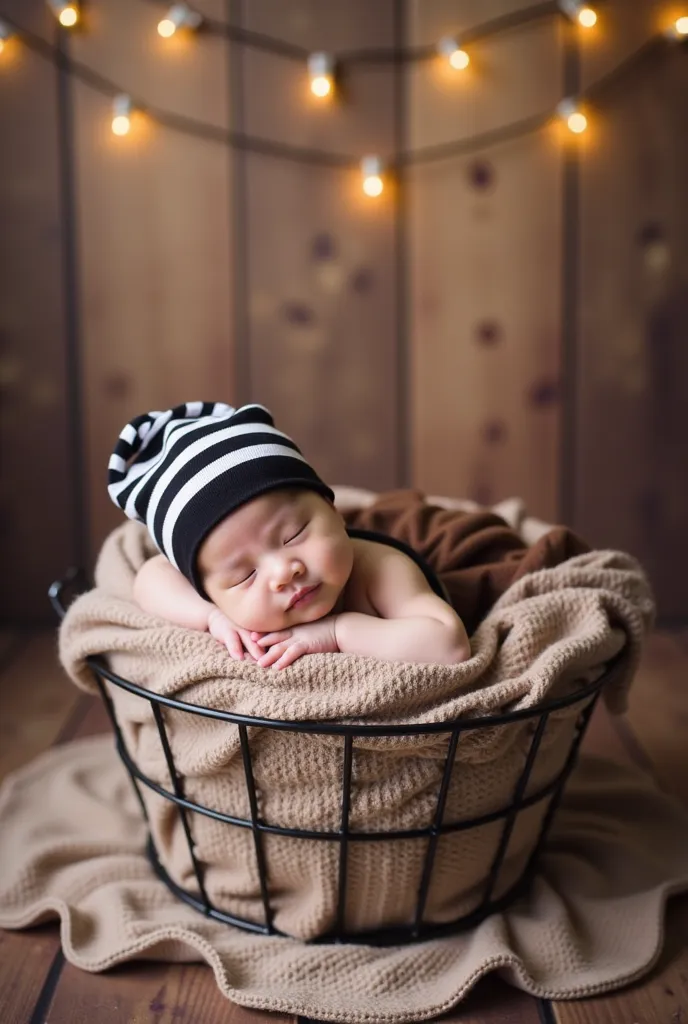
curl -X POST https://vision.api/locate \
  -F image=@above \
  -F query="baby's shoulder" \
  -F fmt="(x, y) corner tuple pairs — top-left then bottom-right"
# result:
(350, 535), (403, 572)
(345, 536), (442, 617)
(349, 536), (414, 587)
(343, 538), (399, 614)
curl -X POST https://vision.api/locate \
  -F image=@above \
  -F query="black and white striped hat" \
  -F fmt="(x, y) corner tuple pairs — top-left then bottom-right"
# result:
(107, 401), (334, 594)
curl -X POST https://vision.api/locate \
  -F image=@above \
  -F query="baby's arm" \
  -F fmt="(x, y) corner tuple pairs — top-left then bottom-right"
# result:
(334, 549), (470, 666)
(133, 555), (263, 661)
(134, 554), (214, 630)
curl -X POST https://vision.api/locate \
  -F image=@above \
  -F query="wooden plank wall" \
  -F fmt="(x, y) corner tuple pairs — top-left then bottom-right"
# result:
(70, 0), (235, 558)
(575, 1), (688, 622)
(407, 0), (564, 520)
(1, 0), (686, 625)
(236, 0), (402, 491)
(407, 0), (687, 620)
(0, 1), (78, 623)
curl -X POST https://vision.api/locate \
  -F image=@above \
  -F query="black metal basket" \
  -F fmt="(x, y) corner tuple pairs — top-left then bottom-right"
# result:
(50, 568), (616, 947)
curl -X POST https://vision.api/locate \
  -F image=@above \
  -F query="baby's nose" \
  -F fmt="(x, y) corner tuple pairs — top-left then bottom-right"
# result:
(268, 557), (304, 591)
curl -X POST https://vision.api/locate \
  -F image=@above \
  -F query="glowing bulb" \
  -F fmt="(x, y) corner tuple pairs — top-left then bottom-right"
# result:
(59, 6), (78, 26)
(437, 36), (470, 70)
(49, 2), (80, 27)
(674, 16), (688, 35)
(111, 115), (131, 136)
(363, 176), (383, 197)
(558, 1), (597, 28)
(568, 111), (588, 133)
(558, 98), (588, 133)
(0, 22), (12, 53)
(311, 76), (331, 98)
(449, 48), (470, 70)
(308, 52), (334, 99)
(577, 7), (597, 27)
(157, 3), (202, 38)
(361, 156), (384, 198)
(111, 94), (133, 136)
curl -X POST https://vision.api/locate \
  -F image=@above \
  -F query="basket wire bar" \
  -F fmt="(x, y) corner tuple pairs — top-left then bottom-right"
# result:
(144, 834), (273, 935)
(49, 571), (616, 946)
(412, 727), (462, 936)
(335, 734), (354, 936)
(524, 694), (600, 879)
(238, 723), (275, 932)
(152, 701), (212, 913)
(90, 671), (147, 815)
(481, 710), (550, 907)
(91, 672), (151, 826)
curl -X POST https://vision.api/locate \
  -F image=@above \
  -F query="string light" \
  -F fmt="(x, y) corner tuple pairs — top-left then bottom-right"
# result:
(437, 36), (470, 70)
(0, 11), (666, 172)
(157, 3), (202, 38)
(48, 2), (80, 28)
(307, 52), (334, 98)
(0, 21), (12, 54)
(557, 97), (588, 133)
(361, 155), (384, 197)
(558, 2), (597, 28)
(111, 94), (133, 136)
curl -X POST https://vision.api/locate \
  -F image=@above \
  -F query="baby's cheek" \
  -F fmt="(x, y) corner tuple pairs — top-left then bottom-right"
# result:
(319, 537), (346, 571)
(240, 596), (287, 633)
(213, 592), (238, 622)
(329, 540), (354, 580)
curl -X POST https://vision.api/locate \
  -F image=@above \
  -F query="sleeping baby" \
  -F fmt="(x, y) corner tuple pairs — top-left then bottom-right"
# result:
(108, 401), (470, 671)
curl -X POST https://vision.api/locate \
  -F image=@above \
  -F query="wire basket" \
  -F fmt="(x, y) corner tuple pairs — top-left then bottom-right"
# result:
(50, 568), (615, 947)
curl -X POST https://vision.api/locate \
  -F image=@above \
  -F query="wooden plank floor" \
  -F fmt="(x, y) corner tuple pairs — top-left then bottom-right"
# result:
(0, 630), (686, 1024)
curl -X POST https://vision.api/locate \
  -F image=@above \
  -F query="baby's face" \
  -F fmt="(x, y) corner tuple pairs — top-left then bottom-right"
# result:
(197, 489), (354, 633)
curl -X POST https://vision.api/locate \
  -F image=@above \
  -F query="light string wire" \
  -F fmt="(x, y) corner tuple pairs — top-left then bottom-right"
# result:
(140, 0), (562, 65)
(0, 8), (673, 169)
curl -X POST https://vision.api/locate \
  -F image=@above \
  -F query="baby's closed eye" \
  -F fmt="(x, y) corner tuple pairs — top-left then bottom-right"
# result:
(284, 523), (307, 544)
(223, 568), (255, 588)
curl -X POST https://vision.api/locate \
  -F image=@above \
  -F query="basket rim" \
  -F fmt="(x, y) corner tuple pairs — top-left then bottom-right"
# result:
(85, 651), (616, 735)
(51, 568), (620, 737)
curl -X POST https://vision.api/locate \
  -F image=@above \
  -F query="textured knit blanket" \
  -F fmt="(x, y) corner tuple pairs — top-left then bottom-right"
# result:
(54, 492), (653, 940)
(1, 493), (687, 1023)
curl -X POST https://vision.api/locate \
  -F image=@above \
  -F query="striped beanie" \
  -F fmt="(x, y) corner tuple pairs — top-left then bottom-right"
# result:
(107, 401), (334, 595)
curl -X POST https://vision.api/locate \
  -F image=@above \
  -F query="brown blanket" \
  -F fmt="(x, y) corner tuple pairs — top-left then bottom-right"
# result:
(343, 490), (591, 636)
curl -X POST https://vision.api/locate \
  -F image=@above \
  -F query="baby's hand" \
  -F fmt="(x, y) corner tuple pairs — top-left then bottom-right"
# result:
(254, 616), (339, 670)
(207, 607), (264, 662)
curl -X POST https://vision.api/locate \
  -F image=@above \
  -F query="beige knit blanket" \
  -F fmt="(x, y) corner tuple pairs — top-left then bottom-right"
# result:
(52, 508), (655, 942)
(1, 499), (687, 1022)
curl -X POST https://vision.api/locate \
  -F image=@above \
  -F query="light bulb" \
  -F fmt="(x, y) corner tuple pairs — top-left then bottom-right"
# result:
(157, 3), (202, 38)
(49, 2), (80, 28)
(577, 7), (597, 28)
(0, 21), (12, 53)
(308, 52), (334, 99)
(558, 1), (597, 28)
(673, 16), (688, 35)
(361, 155), (384, 197)
(311, 75), (331, 98)
(111, 94), (133, 136)
(557, 98), (588, 133)
(568, 111), (587, 132)
(157, 18), (176, 37)
(437, 36), (470, 70)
